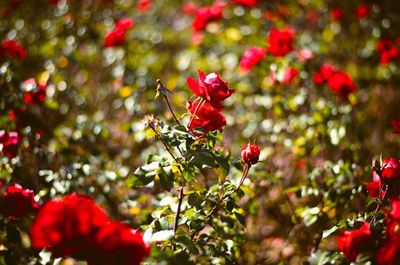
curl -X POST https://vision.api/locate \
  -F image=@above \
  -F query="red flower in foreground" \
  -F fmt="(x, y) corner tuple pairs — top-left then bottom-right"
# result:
(192, 1), (226, 32)
(0, 130), (19, 158)
(88, 221), (150, 265)
(187, 101), (226, 135)
(241, 144), (260, 164)
(230, 0), (259, 7)
(331, 7), (344, 21)
(239, 47), (266, 74)
(366, 158), (400, 200)
(327, 71), (356, 99)
(30, 194), (110, 259)
(0, 39), (26, 59)
(337, 222), (375, 262)
(187, 70), (234, 108)
(355, 4), (370, 19)
(377, 38), (399, 66)
(0, 184), (39, 220)
(267, 28), (294, 57)
(391, 117), (400, 134)
(282, 67), (298, 84)
(23, 78), (47, 106)
(376, 200), (400, 265)
(136, 0), (152, 13)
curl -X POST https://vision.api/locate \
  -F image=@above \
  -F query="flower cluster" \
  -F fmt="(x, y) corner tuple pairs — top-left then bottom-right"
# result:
(30, 194), (150, 265)
(0, 130), (19, 158)
(0, 184), (39, 220)
(376, 38), (399, 66)
(0, 39), (26, 59)
(104, 18), (134, 48)
(314, 64), (356, 99)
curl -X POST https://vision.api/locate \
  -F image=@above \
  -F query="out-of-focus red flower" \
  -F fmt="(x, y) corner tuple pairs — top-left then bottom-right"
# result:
(1, 0), (19, 17)
(277, 5), (290, 18)
(0, 39), (26, 59)
(239, 47), (266, 74)
(282, 67), (298, 84)
(313, 64), (335, 85)
(230, 0), (259, 7)
(187, 70), (234, 108)
(391, 117), (400, 134)
(30, 194), (110, 259)
(182, 2), (197, 14)
(104, 29), (126, 48)
(23, 78), (47, 106)
(116, 18), (134, 30)
(241, 144), (260, 164)
(88, 221), (150, 265)
(376, 200), (400, 265)
(337, 222), (375, 262)
(297, 49), (313, 62)
(0, 184), (39, 220)
(0, 131), (19, 158)
(377, 38), (399, 66)
(327, 71), (356, 99)
(263, 11), (276, 21)
(187, 101), (226, 135)
(331, 7), (344, 21)
(307, 10), (319, 24)
(192, 1), (226, 32)
(190, 31), (204, 46)
(136, 0), (152, 13)
(267, 28), (294, 57)
(355, 4), (370, 19)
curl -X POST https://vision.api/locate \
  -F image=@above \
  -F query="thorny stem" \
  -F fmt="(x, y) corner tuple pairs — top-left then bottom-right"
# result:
(187, 98), (205, 130)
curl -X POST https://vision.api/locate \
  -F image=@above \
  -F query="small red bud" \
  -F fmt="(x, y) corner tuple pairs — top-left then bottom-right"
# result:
(241, 144), (260, 164)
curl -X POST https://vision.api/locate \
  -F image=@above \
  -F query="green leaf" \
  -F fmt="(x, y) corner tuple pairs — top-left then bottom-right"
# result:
(234, 212), (246, 226)
(190, 154), (217, 169)
(158, 166), (174, 191)
(176, 235), (199, 255)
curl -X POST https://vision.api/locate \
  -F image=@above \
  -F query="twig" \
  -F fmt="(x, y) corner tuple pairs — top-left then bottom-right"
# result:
(156, 79), (181, 126)
(173, 186), (184, 234)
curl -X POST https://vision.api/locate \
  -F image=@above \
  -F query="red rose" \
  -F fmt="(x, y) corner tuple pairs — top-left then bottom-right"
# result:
(239, 47), (267, 74)
(22, 78), (47, 106)
(366, 171), (385, 199)
(0, 39), (26, 59)
(241, 144), (260, 164)
(327, 71), (356, 99)
(230, 0), (259, 7)
(376, 201), (400, 265)
(0, 184), (39, 220)
(391, 117), (400, 134)
(116, 18), (134, 30)
(314, 64), (335, 85)
(282, 67), (298, 84)
(187, 101), (226, 135)
(377, 38), (399, 65)
(88, 221), (150, 265)
(30, 194), (109, 259)
(337, 222), (375, 262)
(192, 1), (226, 32)
(137, 0), (152, 13)
(331, 7), (344, 21)
(355, 4), (370, 19)
(0, 131), (19, 158)
(104, 29), (126, 48)
(187, 70), (234, 108)
(366, 159), (400, 200)
(267, 28), (294, 57)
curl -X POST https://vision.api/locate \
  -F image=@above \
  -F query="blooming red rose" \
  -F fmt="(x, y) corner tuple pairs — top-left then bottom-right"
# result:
(239, 47), (267, 74)
(282, 67), (298, 84)
(187, 101), (226, 135)
(366, 171), (385, 199)
(331, 7), (344, 21)
(327, 71), (356, 99)
(377, 38), (399, 65)
(391, 117), (400, 134)
(87, 221), (150, 265)
(104, 29), (126, 48)
(22, 78), (47, 106)
(267, 28), (294, 57)
(337, 222), (375, 262)
(136, 0), (152, 13)
(376, 201), (400, 265)
(230, 0), (259, 7)
(0, 184), (39, 220)
(355, 4), (370, 19)
(314, 64), (335, 85)
(192, 1), (226, 32)
(366, 158), (400, 200)
(0, 39), (26, 59)
(187, 70), (234, 108)
(116, 18), (134, 30)
(0, 131), (19, 158)
(30, 194), (109, 259)
(241, 144), (260, 164)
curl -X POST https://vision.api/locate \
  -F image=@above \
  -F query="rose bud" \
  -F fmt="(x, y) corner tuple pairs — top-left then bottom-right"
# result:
(241, 144), (260, 164)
